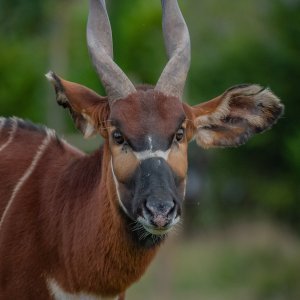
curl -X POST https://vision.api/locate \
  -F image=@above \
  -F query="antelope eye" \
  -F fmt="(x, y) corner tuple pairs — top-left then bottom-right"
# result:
(112, 130), (125, 145)
(175, 127), (185, 142)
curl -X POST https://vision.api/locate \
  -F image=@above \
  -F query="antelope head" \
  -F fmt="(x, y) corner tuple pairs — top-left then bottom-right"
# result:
(47, 0), (283, 247)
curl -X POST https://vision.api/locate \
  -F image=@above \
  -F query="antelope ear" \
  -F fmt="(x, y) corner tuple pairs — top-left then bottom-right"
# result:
(46, 71), (110, 138)
(190, 84), (284, 148)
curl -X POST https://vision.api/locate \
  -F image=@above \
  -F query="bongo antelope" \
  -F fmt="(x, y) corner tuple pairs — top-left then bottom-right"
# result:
(0, 0), (283, 299)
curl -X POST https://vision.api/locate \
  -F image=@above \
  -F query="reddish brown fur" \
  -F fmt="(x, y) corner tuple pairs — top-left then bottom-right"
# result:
(107, 90), (187, 181)
(0, 120), (158, 299)
(0, 81), (283, 299)
(109, 90), (185, 142)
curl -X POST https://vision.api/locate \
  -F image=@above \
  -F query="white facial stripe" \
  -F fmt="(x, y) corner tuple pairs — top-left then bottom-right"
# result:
(110, 159), (131, 218)
(182, 178), (187, 199)
(132, 135), (170, 161)
(48, 278), (116, 300)
(0, 133), (52, 232)
(0, 118), (18, 152)
(147, 135), (153, 151)
(133, 149), (171, 161)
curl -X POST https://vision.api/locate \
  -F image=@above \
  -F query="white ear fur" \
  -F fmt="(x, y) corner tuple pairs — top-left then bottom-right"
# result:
(82, 113), (97, 139)
(195, 85), (282, 128)
(194, 84), (283, 148)
(45, 71), (69, 106)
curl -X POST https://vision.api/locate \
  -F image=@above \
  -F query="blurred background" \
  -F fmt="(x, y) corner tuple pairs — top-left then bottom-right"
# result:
(0, 0), (299, 299)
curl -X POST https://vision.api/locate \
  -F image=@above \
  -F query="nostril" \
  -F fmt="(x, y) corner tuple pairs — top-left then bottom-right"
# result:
(168, 201), (176, 215)
(145, 200), (176, 217)
(142, 200), (179, 228)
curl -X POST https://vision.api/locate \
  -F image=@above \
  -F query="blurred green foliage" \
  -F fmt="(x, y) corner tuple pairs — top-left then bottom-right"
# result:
(128, 221), (300, 300)
(0, 0), (299, 231)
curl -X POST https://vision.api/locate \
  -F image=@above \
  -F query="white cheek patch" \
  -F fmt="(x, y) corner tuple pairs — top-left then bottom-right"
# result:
(48, 278), (117, 300)
(110, 159), (131, 218)
(133, 149), (171, 161)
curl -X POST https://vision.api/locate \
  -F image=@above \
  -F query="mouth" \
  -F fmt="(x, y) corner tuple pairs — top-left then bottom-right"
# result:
(137, 216), (180, 236)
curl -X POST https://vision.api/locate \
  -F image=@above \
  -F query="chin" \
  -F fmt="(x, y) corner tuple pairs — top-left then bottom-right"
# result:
(134, 227), (167, 248)
(130, 218), (180, 249)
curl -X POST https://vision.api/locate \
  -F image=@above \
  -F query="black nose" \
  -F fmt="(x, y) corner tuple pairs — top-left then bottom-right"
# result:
(144, 199), (176, 228)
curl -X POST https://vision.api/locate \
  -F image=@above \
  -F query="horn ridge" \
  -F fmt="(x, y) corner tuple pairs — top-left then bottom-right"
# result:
(155, 0), (191, 99)
(87, 0), (136, 102)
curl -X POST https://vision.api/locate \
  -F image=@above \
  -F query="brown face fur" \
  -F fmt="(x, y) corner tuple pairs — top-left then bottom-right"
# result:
(103, 89), (190, 242)
(108, 89), (189, 184)
(49, 75), (283, 244)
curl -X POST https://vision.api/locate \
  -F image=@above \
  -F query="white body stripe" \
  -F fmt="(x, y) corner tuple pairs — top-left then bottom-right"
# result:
(61, 138), (85, 156)
(133, 149), (170, 161)
(0, 118), (18, 152)
(0, 133), (52, 231)
(48, 279), (117, 300)
(110, 159), (131, 218)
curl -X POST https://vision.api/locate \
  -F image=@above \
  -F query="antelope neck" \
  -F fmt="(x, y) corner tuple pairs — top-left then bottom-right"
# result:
(49, 143), (157, 296)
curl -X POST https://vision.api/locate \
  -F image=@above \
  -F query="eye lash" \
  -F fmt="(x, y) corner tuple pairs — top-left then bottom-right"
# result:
(174, 126), (185, 143)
